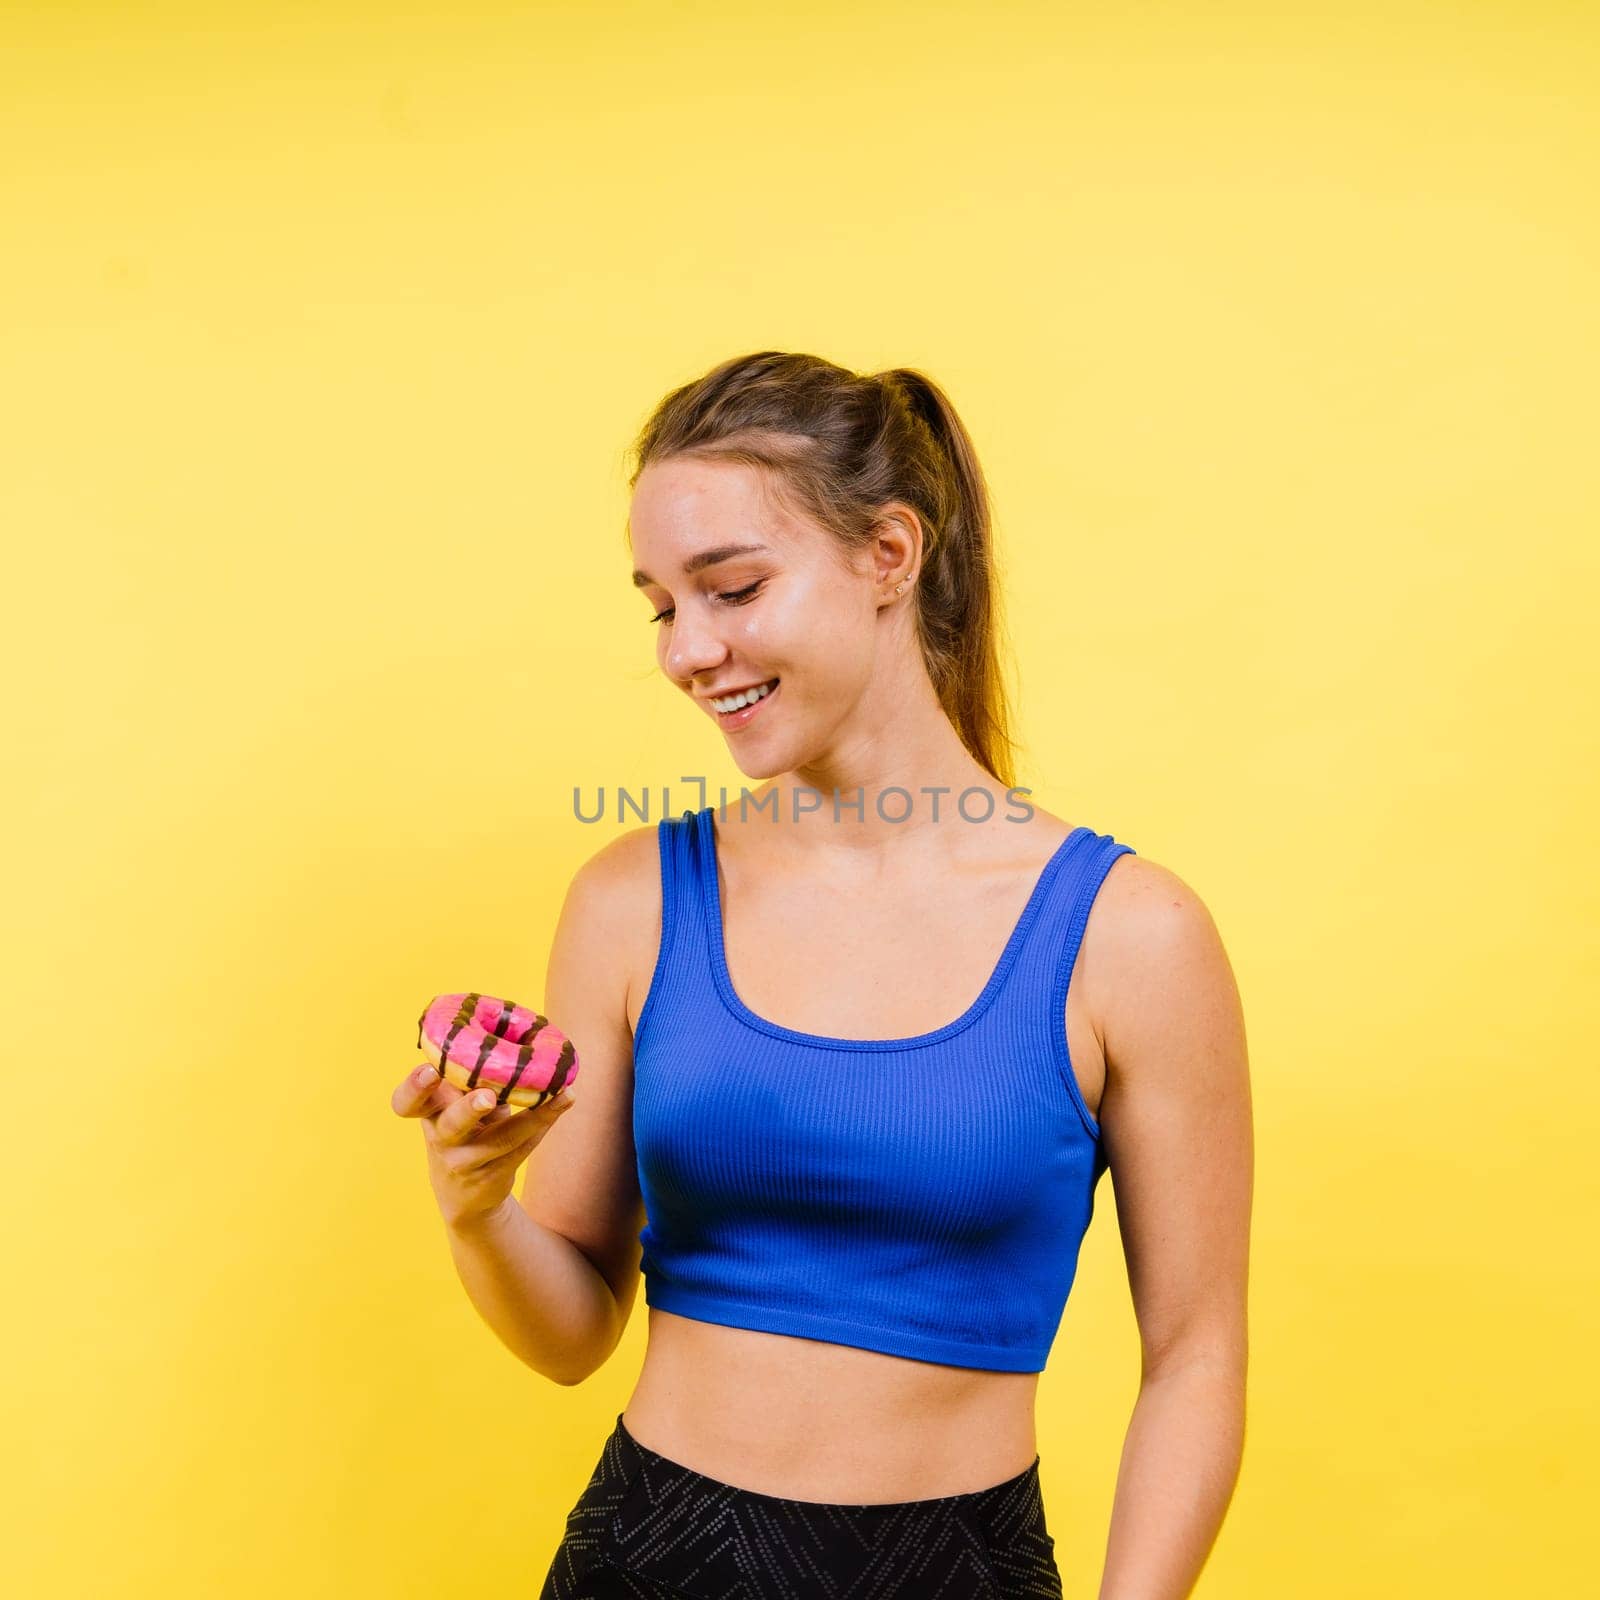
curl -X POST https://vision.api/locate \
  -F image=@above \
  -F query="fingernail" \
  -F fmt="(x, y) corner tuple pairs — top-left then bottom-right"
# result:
(476, 1091), (495, 1109)
(416, 1066), (436, 1085)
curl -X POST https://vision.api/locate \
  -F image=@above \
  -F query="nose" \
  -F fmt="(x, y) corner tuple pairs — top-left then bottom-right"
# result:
(661, 604), (729, 687)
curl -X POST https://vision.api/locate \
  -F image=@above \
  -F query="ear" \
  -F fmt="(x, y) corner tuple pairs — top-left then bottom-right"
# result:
(867, 502), (923, 589)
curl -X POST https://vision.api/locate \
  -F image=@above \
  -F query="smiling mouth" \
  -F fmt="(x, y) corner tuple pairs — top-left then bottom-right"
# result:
(708, 677), (779, 714)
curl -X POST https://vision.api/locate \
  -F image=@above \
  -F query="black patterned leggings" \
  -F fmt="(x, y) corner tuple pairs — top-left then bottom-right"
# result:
(537, 1412), (1065, 1599)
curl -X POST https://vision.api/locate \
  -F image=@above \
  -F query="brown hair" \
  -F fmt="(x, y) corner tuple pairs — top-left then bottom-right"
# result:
(624, 351), (1019, 788)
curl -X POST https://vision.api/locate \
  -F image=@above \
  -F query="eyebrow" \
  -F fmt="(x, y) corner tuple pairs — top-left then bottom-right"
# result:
(631, 542), (771, 589)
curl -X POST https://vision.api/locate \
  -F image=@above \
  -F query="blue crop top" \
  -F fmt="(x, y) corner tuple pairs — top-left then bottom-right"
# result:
(631, 805), (1135, 1373)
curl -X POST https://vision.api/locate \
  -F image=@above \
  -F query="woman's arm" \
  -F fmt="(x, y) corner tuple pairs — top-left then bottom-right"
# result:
(442, 832), (651, 1385)
(1089, 856), (1254, 1600)
(443, 1198), (622, 1386)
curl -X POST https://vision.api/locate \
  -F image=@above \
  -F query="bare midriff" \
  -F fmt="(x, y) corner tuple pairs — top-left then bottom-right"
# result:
(621, 1309), (1041, 1504)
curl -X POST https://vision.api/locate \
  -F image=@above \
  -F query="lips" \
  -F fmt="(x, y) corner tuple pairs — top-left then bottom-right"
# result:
(707, 676), (779, 727)
(703, 676), (778, 707)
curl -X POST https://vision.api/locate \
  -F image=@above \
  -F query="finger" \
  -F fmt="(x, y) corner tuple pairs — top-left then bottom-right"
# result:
(438, 1085), (508, 1145)
(391, 1063), (445, 1117)
(473, 1095), (575, 1153)
(430, 1091), (573, 1155)
(472, 1116), (566, 1178)
(395, 1062), (467, 1116)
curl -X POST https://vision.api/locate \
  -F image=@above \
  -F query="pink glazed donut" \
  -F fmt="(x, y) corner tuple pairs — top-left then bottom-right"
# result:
(415, 992), (579, 1109)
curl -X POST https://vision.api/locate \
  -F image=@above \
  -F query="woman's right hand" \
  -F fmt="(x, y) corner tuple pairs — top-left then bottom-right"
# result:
(391, 1062), (575, 1231)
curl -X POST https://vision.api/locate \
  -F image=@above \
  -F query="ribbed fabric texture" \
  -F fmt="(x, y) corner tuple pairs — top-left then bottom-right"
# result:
(632, 805), (1136, 1373)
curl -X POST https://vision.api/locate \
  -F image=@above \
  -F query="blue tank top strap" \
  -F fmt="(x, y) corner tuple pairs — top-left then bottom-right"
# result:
(632, 808), (717, 1056)
(996, 824), (1137, 1149)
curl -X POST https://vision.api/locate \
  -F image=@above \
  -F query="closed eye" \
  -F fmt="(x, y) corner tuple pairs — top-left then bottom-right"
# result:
(648, 580), (764, 626)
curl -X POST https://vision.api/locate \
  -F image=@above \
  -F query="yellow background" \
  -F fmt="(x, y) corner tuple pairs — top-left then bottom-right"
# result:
(3, 3), (1595, 1594)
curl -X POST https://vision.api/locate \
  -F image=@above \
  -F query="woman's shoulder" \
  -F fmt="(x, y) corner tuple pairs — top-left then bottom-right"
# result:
(559, 824), (670, 1032)
(565, 821), (664, 913)
(1078, 829), (1205, 934)
(1071, 833), (1232, 1039)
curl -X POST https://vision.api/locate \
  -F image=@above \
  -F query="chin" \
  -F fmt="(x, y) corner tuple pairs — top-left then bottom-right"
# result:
(731, 751), (789, 783)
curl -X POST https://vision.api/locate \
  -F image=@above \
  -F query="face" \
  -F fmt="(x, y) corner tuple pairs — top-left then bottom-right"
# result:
(629, 455), (892, 779)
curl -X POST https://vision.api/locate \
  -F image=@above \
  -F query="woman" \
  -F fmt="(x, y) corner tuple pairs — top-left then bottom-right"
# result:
(394, 353), (1253, 1599)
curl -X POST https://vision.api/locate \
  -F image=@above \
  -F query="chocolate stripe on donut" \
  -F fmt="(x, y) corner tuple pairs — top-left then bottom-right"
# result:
(479, 999), (519, 1101)
(491, 998), (516, 1038)
(546, 1036), (576, 1095)
(440, 992), (480, 1083)
(507, 1014), (554, 1105)
(509, 1037), (538, 1105)
(469, 1029), (500, 1096)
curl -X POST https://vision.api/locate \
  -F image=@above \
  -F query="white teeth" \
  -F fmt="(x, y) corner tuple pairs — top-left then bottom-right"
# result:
(712, 678), (777, 713)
